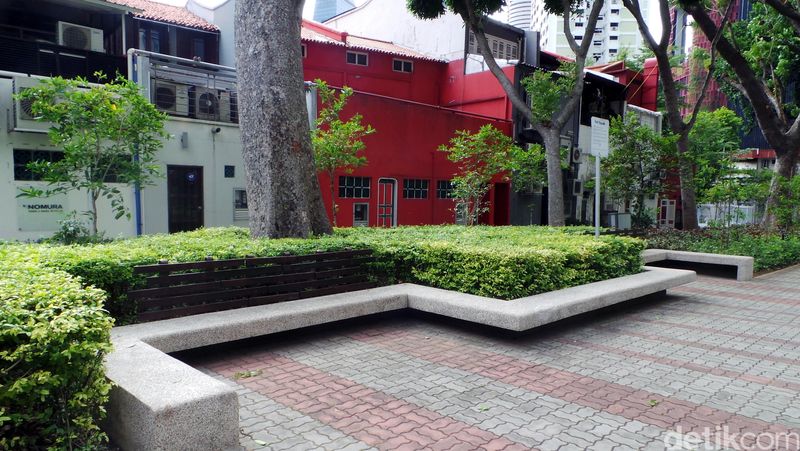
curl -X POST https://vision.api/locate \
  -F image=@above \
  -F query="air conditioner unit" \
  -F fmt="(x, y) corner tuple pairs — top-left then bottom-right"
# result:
(193, 87), (221, 121)
(151, 80), (189, 116)
(57, 22), (104, 53)
(218, 90), (233, 123)
(10, 76), (51, 133)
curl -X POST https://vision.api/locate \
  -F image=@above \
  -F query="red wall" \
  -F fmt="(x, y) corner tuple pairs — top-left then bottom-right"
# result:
(315, 91), (512, 227)
(439, 59), (515, 120)
(303, 41), (444, 105)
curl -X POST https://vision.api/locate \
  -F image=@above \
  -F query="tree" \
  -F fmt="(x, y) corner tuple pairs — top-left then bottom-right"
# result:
(439, 124), (543, 225)
(235, 0), (332, 238)
(686, 107), (742, 201)
(16, 74), (167, 236)
(311, 80), (375, 227)
(681, 0), (800, 225)
(408, 0), (605, 226)
(605, 113), (673, 228)
(621, 0), (735, 230)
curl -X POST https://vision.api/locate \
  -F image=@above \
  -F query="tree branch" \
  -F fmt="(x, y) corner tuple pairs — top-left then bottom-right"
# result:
(462, 5), (534, 124)
(684, 0), (735, 134)
(552, 0), (605, 129)
(760, 0), (800, 36)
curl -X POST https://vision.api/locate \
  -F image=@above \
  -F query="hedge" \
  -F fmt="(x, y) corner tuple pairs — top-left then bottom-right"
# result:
(336, 226), (644, 299)
(644, 226), (800, 272)
(0, 226), (645, 324)
(0, 254), (113, 449)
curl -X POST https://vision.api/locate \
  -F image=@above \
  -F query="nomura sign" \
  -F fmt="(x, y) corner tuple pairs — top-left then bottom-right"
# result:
(16, 190), (67, 231)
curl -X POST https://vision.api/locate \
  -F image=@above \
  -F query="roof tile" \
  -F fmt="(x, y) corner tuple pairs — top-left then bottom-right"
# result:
(107, 0), (219, 32)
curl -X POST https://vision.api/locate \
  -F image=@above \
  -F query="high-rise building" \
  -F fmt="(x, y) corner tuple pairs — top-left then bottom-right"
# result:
(519, 0), (650, 64)
(312, 0), (356, 22)
(507, 0), (533, 29)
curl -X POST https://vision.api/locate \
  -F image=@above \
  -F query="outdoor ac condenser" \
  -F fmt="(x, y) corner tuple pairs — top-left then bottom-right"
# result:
(57, 22), (104, 53)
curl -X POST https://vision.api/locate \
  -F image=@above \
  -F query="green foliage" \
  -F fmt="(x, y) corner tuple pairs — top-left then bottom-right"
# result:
(521, 63), (577, 127)
(439, 125), (543, 225)
(644, 226), (800, 271)
(604, 114), (673, 228)
(0, 257), (113, 449)
(0, 227), (644, 326)
(15, 73), (168, 235)
(770, 175), (800, 233)
(312, 79), (375, 225)
(406, 0), (504, 19)
(337, 226), (645, 299)
(686, 108), (743, 200)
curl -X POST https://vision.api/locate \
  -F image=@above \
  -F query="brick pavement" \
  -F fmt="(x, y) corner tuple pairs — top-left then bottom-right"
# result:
(187, 265), (800, 450)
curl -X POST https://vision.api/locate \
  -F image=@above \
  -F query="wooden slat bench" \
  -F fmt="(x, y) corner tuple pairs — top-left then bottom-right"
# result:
(129, 249), (378, 322)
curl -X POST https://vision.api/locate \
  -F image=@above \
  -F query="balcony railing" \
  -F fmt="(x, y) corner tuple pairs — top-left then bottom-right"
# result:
(0, 35), (125, 81)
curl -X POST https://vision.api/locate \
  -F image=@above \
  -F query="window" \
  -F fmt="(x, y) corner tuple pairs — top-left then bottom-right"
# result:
(301, 44), (307, 58)
(436, 180), (454, 199)
(594, 28), (602, 33)
(13, 149), (63, 181)
(192, 38), (205, 61)
(234, 189), (248, 209)
(610, 35), (619, 40)
(403, 179), (429, 199)
(393, 59), (413, 73)
(575, 22), (584, 27)
(150, 31), (161, 53)
(339, 176), (370, 198)
(609, 49), (618, 54)
(610, 22), (619, 27)
(346, 51), (368, 66)
(597, 15), (604, 20)
(593, 40), (602, 45)
(224, 165), (235, 178)
(138, 28), (164, 53)
(233, 188), (248, 221)
(611, 8), (619, 13)
(575, 35), (583, 40)
(353, 203), (368, 227)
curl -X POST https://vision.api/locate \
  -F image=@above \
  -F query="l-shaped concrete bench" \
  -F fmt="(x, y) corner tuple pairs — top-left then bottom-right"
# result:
(643, 249), (754, 281)
(105, 266), (696, 450)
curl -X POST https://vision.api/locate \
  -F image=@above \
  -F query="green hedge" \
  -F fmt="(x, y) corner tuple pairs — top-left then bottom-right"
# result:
(0, 255), (113, 449)
(644, 226), (800, 272)
(336, 226), (644, 299)
(1, 226), (644, 324)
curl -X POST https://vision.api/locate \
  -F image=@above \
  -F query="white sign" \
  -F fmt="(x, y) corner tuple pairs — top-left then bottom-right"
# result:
(16, 190), (68, 231)
(590, 116), (609, 158)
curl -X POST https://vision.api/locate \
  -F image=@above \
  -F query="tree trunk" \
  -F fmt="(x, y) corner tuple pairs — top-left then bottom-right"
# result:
(329, 171), (337, 227)
(542, 129), (565, 226)
(675, 135), (699, 230)
(90, 191), (98, 236)
(235, 0), (332, 238)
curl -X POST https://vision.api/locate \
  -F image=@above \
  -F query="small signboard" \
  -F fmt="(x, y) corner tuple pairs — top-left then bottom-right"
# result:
(590, 116), (609, 158)
(16, 190), (67, 231)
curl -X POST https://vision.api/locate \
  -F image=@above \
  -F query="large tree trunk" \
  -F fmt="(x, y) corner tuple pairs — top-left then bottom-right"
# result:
(542, 129), (565, 226)
(235, 0), (332, 238)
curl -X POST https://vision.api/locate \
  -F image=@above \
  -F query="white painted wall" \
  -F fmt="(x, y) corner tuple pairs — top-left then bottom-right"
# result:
(0, 74), (247, 241)
(324, 0), (467, 61)
(187, 0), (237, 67)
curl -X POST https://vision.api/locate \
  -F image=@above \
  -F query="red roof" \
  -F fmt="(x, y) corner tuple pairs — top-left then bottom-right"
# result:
(738, 149), (776, 160)
(107, 0), (219, 32)
(301, 20), (442, 62)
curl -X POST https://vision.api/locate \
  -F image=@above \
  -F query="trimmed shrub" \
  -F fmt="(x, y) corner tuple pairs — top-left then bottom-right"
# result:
(336, 226), (644, 299)
(0, 255), (113, 449)
(644, 226), (800, 272)
(1, 226), (644, 325)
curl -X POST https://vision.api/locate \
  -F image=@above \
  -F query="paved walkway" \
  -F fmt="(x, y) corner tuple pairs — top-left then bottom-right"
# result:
(187, 266), (800, 450)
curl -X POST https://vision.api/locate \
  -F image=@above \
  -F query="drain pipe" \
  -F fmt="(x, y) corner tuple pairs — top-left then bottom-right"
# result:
(128, 48), (144, 236)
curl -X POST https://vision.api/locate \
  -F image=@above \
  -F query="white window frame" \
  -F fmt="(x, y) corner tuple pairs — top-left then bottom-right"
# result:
(392, 58), (413, 73)
(346, 51), (368, 66)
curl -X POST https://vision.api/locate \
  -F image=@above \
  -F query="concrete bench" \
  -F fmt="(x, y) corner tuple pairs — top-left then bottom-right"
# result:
(104, 266), (695, 450)
(643, 249), (754, 281)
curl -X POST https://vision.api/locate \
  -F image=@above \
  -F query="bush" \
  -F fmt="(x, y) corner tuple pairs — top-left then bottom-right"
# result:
(644, 226), (800, 271)
(1, 226), (644, 325)
(0, 255), (113, 449)
(335, 226), (644, 299)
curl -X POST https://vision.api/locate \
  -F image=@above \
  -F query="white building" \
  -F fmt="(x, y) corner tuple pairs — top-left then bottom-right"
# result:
(530, 0), (648, 64)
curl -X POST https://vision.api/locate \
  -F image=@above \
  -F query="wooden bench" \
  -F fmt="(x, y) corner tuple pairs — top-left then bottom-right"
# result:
(129, 249), (377, 322)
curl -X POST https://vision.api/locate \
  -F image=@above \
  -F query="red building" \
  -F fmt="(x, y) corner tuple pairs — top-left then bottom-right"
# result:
(301, 20), (513, 227)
